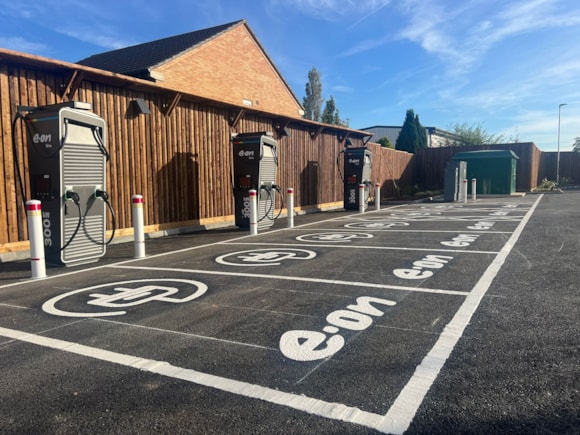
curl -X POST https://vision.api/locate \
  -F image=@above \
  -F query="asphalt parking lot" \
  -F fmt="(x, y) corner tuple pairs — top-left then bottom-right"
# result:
(1, 192), (578, 434)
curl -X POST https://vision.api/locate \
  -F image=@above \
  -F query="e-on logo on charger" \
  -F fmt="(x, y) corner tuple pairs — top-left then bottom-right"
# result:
(42, 279), (208, 317)
(32, 132), (52, 146)
(238, 150), (255, 158)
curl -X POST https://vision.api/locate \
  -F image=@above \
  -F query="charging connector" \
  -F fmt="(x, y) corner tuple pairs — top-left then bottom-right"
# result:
(93, 189), (116, 245)
(94, 189), (109, 201)
(64, 190), (80, 204)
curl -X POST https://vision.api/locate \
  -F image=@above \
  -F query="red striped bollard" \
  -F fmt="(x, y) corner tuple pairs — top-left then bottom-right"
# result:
(26, 200), (46, 279)
(132, 195), (146, 258)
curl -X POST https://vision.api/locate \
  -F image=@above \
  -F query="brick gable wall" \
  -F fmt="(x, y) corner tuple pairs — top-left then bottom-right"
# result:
(156, 25), (302, 118)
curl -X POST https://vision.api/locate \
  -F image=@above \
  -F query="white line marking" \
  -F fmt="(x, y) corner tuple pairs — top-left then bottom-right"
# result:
(0, 198), (540, 433)
(284, 229), (513, 234)
(223, 241), (500, 255)
(0, 303), (32, 310)
(0, 207), (403, 290)
(110, 265), (470, 296)
(377, 194), (543, 434)
(94, 318), (276, 350)
(0, 325), (385, 431)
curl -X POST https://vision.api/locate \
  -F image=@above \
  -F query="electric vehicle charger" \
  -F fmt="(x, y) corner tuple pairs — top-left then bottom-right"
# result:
(12, 102), (116, 266)
(338, 146), (373, 210)
(232, 132), (280, 230)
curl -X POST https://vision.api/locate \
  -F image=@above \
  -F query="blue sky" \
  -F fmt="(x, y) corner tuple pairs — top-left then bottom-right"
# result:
(1, 0), (579, 151)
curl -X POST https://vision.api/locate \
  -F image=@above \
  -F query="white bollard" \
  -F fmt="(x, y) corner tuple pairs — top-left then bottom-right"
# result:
(375, 183), (381, 211)
(359, 184), (365, 213)
(26, 200), (46, 279)
(287, 187), (294, 228)
(132, 195), (146, 258)
(471, 178), (477, 201)
(249, 189), (258, 235)
(463, 179), (468, 203)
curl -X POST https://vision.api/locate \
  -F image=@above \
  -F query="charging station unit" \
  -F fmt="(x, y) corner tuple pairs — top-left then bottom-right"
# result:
(444, 160), (467, 202)
(23, 101), (112, 266)
(343, 147), (372, 210)
(232, 132), (279, 230)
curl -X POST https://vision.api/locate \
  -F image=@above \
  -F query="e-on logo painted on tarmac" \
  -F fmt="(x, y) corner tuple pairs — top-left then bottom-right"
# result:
(215, 248), (316, 266)
(280, 296), (396, 361)
(295, 232), (373, 243)
(42, 279), (208, 318)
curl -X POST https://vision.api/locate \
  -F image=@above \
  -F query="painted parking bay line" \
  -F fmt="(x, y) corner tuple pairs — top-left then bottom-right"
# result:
(0, 192), (540, 434)
(108, 266), (470, 296)
(378, 194), (543, 434)
(0, 325), (385, 431)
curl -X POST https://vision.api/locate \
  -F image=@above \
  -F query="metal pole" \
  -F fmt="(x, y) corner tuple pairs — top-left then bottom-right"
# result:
(359, 184), (365, 213)
(557, 103), (567, 185)
(454, 167), (459, 201)
(463, 179), (468, 203)
(132, 195), (146, 258)
(375, 183), (381, 211)
(287, 187), (294, 228)
(26, 200), (46, 279)
(471, 178), (477, 201)
(249, 189), (258, 235)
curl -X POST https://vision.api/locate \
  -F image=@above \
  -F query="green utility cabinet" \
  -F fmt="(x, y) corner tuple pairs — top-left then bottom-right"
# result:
(451, 150), (519, 195)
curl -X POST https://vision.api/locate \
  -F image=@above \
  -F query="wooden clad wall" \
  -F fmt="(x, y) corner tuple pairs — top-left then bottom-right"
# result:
(1, 62), (407, 253)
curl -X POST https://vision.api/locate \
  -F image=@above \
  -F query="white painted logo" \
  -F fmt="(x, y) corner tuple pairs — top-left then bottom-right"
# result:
(348, 158), (360, 165)
(296, 232), (373, 242)
(216, 248), (316, 266)
(42, 279), (208, 317)
(280, 296), (396, 361)
(238, 150), (255, 157)
(344, 221), (410, 229)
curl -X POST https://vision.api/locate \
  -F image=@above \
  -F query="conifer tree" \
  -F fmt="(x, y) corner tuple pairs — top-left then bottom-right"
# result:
(415, 114), (428, 149)
(302, 67), (323, 122)
(395, 109), (418, 153)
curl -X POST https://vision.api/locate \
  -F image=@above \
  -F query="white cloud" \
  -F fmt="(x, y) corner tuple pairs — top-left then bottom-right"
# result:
(396, 0), (580, 77)
(332, 85), (355, 93)
(56, 26), (133, 50)
(0, 37), (47, 54)
(272, 0), (392, 21)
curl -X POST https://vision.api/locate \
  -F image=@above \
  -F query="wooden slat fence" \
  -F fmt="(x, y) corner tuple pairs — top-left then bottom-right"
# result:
(538, 152), (580, 185)
(414, 142), (543, 192)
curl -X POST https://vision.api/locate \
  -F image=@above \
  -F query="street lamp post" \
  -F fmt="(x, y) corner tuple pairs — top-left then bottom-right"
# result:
(557, 103), (567, 185)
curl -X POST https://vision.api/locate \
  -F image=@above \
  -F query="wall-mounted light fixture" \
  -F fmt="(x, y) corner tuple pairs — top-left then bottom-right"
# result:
(132, 98), (151, 115)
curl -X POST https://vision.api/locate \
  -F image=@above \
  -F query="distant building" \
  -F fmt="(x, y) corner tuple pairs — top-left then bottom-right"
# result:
(359, 125), (462, 148)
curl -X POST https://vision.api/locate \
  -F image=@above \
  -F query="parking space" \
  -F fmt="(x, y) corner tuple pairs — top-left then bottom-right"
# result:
(2, 193), (577, 434)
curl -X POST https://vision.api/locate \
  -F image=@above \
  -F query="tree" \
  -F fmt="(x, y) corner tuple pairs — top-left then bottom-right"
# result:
(321, 95), (337, 124)
(573, 137), (580, 152)
(448, 122), (505, 146)
(378, 136), (393, 148)
(302, 67), (323, 122)
(396, 109), (421, 153)
(320, 96), (348, 126)
(415, 114), (428, 149)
